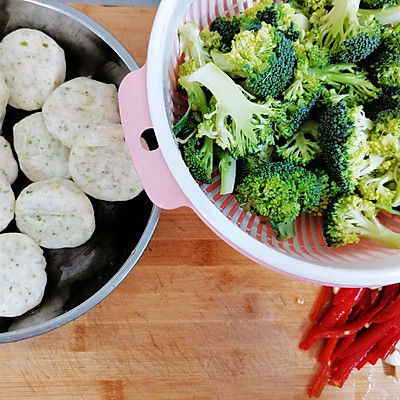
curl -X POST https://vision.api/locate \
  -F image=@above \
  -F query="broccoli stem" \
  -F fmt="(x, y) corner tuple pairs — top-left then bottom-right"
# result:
(357, 215), (400, 249)
(271, 221), (296, 240)
(214, 145), (236, 195)
(358, 5), (400, 25)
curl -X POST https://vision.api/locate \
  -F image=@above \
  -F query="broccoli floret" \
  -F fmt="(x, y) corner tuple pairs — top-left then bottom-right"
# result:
(360, 0), (396, 9)
(310, 63), (378, 103)
(211, 24), (296, 98)
(319, 100), (375, 193)
(364, 86), (400, 119)
(369, 109), (400, 157)
(306, 169), (342, 215)
(313, 0), (381, 63)
(245, 31), (296, 98)
(291, 0), (329, 19)
(179, 63), (286, 157)
(179, 22), (211, 71)
(256, 1), (303, 39)
(236, 161), (321, 239)
(214, 145), (237, 195)
(368, 26), (400, 89)
(201, 27), (223, 52)
(210, 16), (241, 51)
(276, 120), (321, 165)
(183, 136), (214, 184)
(358, 157), (400, 212)
(324, 194), (400, 248)
(239, 18), (263, 32)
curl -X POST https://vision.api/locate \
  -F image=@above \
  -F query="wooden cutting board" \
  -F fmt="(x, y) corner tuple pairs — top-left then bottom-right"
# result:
(0, 5), (398, 400)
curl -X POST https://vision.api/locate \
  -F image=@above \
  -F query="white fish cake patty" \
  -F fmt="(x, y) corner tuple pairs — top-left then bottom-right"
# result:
(0, 28), (66, 111)
(69, 123), (143, 201)
(0, 233), (47, 317)
(14, 112), (70, 182)
(0, 174), (14, 232)
(0, 71), (9, 129)
(0, 136), (18, 184)
(42, 77), (120, 148)
(15, 179), (95, 249)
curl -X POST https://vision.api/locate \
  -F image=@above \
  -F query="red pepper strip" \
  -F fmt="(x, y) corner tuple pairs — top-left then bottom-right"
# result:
(373, 294), (400, 324)
(310, 286), (331, 322)
(333, 288), (365, 306)
(341, 317), (399, 359)
(315, 303), (385, 340)
(355, 354), (369, 370)
(383, 284), (400, 303)
(367, 323), (400, 365)
(308, 364), (331, 398)
(345, 290), (371, 322)
(331, 334), (357, 360)
(330, 351), (369, 388)
(318, 338), (338, 365)
(300, 308), (350, 350)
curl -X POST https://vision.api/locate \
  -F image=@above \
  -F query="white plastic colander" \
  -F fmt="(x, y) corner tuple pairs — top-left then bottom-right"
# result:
(118, 0), (400, 287)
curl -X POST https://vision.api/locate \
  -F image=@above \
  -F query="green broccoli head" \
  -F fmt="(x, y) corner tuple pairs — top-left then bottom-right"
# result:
(319, 100), (372, 193)
(369, 27), (400, 89)
(364, 86), (400, 120)
(324, 194), (400, 248)
(179, 63), (287, 158)
(245, 30), (296, 98)
(276, 120), (322, 165)
(236, 162), (321, 239)
(330, 20), (381, 63)
(369, 109), (400, 157)
(305, 169), (341, 215)
(358, 157), (400, 212)
(314, 0), (381, 63)
(360, 0), (396, 9)
(201, 27), (223, 52)
(183, 136), (214, 184)
(283, 60), (324, 136)
(210, 16), (241, 51)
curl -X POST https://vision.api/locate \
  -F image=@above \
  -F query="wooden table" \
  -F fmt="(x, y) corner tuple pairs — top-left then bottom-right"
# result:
(1, 5), (398, 400)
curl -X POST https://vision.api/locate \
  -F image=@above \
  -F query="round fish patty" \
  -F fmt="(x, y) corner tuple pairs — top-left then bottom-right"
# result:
(0, 29), (66, 111)
(0, 233), (47, 317)
(42, 77), (120, 148)
(0, 136), (18, 184)
(15, 179), (95, 249)
(0, 70), (9, 130)
(69, 123), (143, 201)
(13, 112), (70, 182)
(0, 174), (14, 232)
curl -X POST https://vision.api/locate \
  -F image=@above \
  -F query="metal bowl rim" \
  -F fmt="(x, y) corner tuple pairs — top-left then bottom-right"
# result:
(0, 0), (161, 343)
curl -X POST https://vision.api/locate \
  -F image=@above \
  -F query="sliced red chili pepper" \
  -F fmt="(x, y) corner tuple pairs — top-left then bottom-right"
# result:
(369, 289), (381, 308)
(318, 338), (338, 365)
(333, 288), (365, 307)
(315, 303), (385, 340)
(331, 334), (356, 361)
(308, 364), (331, 398)
(310, 286), (331, 322)
(349, 289), (373, 321)
(373, 294), (400, 324)
(356, 354), (369, 370)
(383, 284), (399, 304)
(340, 317), (399, 359)
(330, 351), (369, 388)
(367, 323), (400, 365)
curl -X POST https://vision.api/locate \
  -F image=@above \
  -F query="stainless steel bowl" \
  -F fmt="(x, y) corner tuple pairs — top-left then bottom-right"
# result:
(0, 0), (160, 343)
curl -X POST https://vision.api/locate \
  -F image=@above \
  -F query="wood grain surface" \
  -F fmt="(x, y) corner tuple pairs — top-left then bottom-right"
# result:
(1, 5), (398, 400)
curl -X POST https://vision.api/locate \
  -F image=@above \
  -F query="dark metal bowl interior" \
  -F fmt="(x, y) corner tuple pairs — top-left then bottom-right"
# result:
(0, 0), (158, 342)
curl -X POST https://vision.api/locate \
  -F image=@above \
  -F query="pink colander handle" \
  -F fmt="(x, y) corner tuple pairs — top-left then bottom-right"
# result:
(119, 64), (191, 210)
